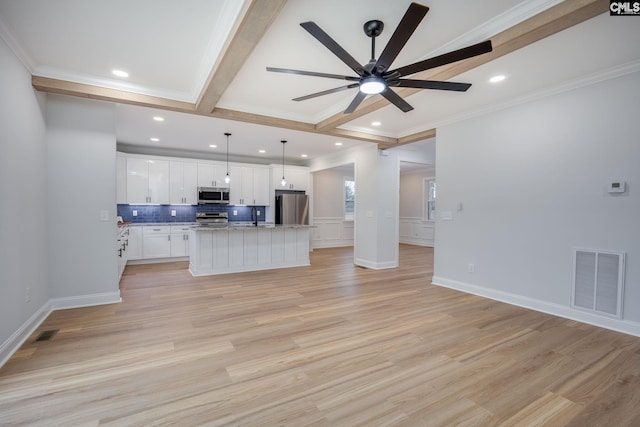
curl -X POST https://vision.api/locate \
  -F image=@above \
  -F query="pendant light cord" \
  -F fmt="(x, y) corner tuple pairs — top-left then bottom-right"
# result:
(225, 132), (231, 174)
(281, 140), (286, 180)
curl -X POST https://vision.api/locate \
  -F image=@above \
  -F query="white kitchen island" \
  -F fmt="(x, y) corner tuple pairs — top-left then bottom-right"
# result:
(189, 225), (310, 276)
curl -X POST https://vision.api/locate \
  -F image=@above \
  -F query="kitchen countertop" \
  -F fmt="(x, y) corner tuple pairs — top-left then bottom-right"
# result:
(119, 222), (313, 230)
(122, 222), (197, 227)
(192, 223), (313, 231)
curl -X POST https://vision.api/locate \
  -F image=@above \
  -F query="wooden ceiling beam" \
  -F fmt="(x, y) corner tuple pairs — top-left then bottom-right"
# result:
(195, 0), (288, 114)
(31, 76), (195, 113)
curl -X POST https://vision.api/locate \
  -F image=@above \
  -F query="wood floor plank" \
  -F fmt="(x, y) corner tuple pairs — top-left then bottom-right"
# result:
(1, 245), (639, 426)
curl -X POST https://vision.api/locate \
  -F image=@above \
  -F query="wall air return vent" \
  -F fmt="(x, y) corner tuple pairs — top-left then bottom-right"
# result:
(571, 248), (625, 319)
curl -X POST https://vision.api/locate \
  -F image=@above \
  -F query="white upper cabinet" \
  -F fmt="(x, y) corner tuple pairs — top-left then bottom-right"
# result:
(126, 158), (170, 204)
(116, 154), (126, 204)
(229, 166), (253, 205)
(229, 166), (271, 205)
(253, 167), (271, 206)
(170, 161), (197, 204)
(273, 167), (309, 192)
(197, 163), (229, 188)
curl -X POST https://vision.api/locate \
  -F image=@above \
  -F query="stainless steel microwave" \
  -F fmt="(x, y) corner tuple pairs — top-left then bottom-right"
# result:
(197, 187), (230, 204)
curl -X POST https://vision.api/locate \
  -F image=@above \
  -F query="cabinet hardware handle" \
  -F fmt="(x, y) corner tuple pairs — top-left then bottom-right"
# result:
(168, 235), (171, 241)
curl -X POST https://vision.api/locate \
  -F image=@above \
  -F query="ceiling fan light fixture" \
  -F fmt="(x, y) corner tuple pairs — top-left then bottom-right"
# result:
(359, 76), (386, 95)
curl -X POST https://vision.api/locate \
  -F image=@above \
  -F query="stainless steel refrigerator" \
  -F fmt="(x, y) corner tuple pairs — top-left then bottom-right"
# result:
(275, 193), (309, 225)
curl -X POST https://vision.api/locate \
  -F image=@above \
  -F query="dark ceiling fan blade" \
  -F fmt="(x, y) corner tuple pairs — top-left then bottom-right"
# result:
(375, 3), (429, 73)
(300, 21), (365, 75)
(390, 40), (493, 78)
(344, 91), (367, 114)
(267, 67), (360, 81)
(293, 83), (359, 101)
(394, 79), (471, 91)
(381, 88), (413, 112)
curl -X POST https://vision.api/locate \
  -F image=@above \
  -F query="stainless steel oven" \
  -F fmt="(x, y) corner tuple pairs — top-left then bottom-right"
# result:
(198, 187), (230, 204)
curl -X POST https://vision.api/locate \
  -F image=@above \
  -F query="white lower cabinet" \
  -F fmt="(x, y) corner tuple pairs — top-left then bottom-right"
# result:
(128, 226), (142, 260)
(128, 224), (194, 261)
(117, 226), (129, 280)
(170, 225), (191, 257)
(142, 226), (171, 258)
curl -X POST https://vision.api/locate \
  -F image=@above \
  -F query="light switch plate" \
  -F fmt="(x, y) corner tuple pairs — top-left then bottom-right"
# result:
(99, 210), (109, 221)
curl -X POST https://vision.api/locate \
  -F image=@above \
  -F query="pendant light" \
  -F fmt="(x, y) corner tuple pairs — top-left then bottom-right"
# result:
(224, 132), (231, 184)
(280, 140), (287, 187)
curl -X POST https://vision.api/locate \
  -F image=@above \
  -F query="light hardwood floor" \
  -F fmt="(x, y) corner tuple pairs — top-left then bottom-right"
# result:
(1, 245), (639, 426)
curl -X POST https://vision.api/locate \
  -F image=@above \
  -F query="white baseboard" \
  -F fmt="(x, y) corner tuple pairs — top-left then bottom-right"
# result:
(312, 241), (353, 249)
(50, 291), (122, 310)
(189, 261), (310, 277)
(355, 258), (399, 270)
(1, 291), (122, 368)
(399, 237), (433, 247)
(432, 276), (640, 337)
(0, 302), (52, 368)
(127, 256), (189, 265)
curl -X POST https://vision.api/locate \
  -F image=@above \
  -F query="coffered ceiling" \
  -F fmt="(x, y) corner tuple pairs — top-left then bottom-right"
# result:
(0, 0), (637, 163)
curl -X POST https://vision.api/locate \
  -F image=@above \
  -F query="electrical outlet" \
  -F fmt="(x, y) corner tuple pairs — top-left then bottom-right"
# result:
(171, 210), (176, 217)
(25, 286), (31, 302)
(468, 263), (475, 273)
(132, 210), (138, 217)
(233, 210), (237, 216)
(257, 211), (260, 216)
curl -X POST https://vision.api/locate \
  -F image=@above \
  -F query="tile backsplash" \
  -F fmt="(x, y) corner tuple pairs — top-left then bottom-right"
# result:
(117, 204), (266, 223)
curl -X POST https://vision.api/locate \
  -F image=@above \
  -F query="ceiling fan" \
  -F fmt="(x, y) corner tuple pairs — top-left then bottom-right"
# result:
(267, 2), (493, 114)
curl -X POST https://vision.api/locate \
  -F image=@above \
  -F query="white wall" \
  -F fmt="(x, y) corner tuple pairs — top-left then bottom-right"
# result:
(399, 171), (435, 247)
(46, 95), (120, 304)
(0, 36), (49, 364)
(434, 71), (640, 333)
(399, 171), (434, 218)
(309, 144), (400, 268)
(312, 166), (354, 248)
(313, 167), (351, 217)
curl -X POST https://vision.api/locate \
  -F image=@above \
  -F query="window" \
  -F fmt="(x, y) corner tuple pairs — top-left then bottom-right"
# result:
(425, 179), (436, 221)
(344, 179), (355, 221)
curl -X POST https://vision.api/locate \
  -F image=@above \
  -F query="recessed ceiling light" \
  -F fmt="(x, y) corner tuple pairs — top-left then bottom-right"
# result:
(489, 75), (506, 83)
(259, 149), (266, 153)
(209, 144), (217, 148)
(153, 116), (164, 122)
(112, 69), (129, 78)
(150, 138), (159, 142)
(371, 121), (381, 126)
(335, 142), (343, 146)
(301, 154), (308, 158)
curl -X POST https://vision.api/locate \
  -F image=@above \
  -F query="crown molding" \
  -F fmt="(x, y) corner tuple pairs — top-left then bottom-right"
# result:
(0, 14), (35, 72)
(415, 60), (640, 133)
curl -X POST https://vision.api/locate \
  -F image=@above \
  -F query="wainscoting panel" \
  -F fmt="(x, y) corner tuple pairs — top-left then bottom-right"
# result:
(399, 217), (434, 247)
(312, 217), (354, 249)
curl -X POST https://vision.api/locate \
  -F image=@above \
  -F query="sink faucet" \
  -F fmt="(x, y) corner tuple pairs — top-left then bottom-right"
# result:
(251, 206), (258, 226)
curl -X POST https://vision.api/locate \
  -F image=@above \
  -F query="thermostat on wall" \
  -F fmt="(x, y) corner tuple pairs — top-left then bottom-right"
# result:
(608, 180), (626, 193)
